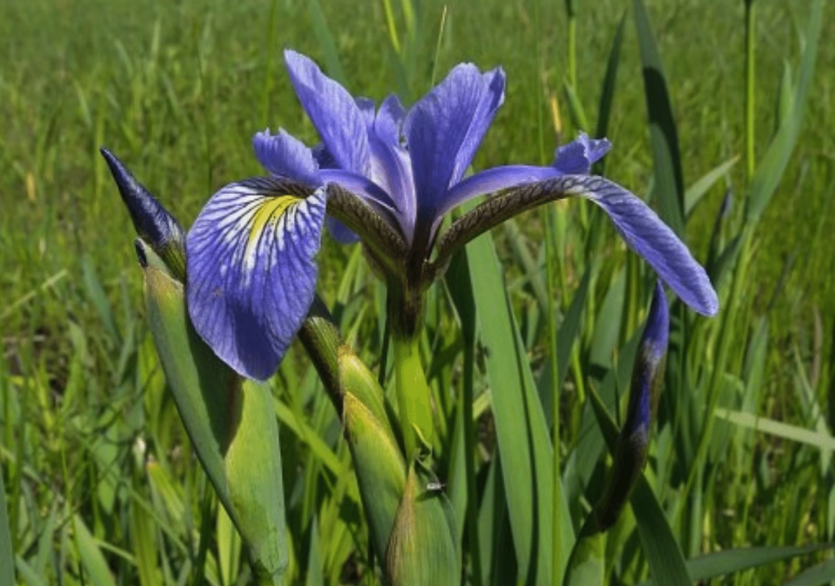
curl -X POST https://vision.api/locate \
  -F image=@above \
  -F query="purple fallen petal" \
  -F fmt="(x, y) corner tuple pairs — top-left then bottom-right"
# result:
(253, 129), (321, 186)
(580, 176), (718, 316)
(284, 50), (370, 176)
(553, 132), (612, 175)
(186, 179), (327, 380)
(405, 64), (505, 220)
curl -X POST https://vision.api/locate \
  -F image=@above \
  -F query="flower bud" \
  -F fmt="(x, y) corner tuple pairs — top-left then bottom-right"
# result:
(101, 148), (186, 280)
(595, 281), (668, 531)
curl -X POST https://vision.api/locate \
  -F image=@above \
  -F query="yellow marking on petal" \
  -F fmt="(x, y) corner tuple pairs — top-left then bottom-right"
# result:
(247, 195), (301, 248)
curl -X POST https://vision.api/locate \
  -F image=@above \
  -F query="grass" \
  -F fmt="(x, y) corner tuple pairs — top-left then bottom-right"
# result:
(1, 0), (833, 584)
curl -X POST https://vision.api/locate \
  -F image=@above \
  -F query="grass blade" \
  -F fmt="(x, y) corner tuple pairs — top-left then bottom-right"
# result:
(633, 0), (685, 236)
(745, 0), (823, 225)
(0, 465), (14, 586)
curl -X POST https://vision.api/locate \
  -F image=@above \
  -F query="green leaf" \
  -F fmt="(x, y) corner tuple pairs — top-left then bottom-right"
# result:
(217, 504), (242, 586)
(689, 544), (832, 582)
(73, 514), (117, 586)
(141, 243), (287, 584)
(783, 558), (835, 586)
(307, 0), (346, 85)
(305, 519), (324, 586)
(633, 0), (685, 236)
(0, 465), (15, 586)
(385, 461), (460, 586)
(714, 408), (835, 451)
(594, 12), (626, 177)
(467, 230), (574, 585)
(538, 265), (592, 427)
(564, 526), (606, 586)
(745, 0), (823, 225)
(82, 254), (120, 344)
(342, 391), (406, 563)
(588, 386), (693, 586)
(684, 157), (738, 217)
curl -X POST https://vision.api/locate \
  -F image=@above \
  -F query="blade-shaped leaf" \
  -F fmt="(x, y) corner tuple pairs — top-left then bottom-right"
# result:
(588, 386), (693, 586)
(633, 0), (685, 236)
(467, 228), (574, 584)
(745, 0), (823, 225)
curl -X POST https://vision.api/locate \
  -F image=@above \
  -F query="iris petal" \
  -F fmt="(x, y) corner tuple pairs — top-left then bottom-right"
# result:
(284, 50), (370, 176)
(580, 177), (719, 316)
(553, 132), (612, 174)
(186, 179), (327, 380)
(325, 217), (360, 244)
(439, 164), (557, 220)
(435, 175), (718, 318)
(405, 64), (505, 221)
(253, 129), (321, 186)
(375, 94), (406, 145)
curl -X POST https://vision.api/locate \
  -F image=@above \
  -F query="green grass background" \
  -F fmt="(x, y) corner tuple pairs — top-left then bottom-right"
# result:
(1, 0), (833, 584)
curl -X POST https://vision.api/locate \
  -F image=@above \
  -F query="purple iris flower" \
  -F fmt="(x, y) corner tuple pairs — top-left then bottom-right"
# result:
(186, 50), (718, 381)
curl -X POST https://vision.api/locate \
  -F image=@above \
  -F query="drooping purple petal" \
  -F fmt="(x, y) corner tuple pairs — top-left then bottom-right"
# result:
(404, 64), (505, 221)
(437, 133), (613, 219)
(284, 50), (370, 176)
(186, 179), (327, 380)
(253, 129), (321, 186)
(553, 132), (612, 174)
(580, 177), (718, 316)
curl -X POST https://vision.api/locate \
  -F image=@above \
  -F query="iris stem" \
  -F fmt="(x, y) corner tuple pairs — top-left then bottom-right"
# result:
(393, 335), (434, 459)
(546, 204), (563, 585)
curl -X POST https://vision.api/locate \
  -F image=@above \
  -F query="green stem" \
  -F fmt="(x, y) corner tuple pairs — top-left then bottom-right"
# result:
(393, 336), (434, 459)
(546, 206), (563, 585)
(568, 11), (577, 90)
(462, 339), (483, 586)
(744, 0), (756, 182)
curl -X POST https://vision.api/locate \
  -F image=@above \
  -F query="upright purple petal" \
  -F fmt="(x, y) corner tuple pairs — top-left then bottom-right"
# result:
(355, 97), (376, 130)
(375, 94), (406, 145)
(405, 64), (505, 220)
(579, 177), (719, 316)
(284, 50), (370, 176)
(553, 132), (612, 175)
(362, 95), (416, 240)
(186, 179), (327, 380)
(253, 129), (321, 186)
